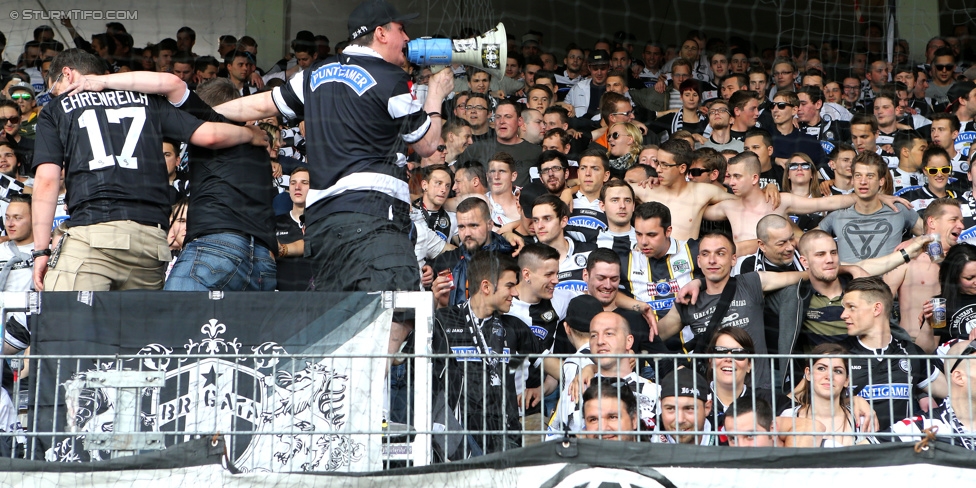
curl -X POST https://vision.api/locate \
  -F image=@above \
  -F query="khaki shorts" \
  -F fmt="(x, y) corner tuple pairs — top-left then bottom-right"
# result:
(45, 221), (170, 291)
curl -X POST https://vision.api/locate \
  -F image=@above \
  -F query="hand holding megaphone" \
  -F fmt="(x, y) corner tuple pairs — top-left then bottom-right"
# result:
(407, 23), (508, 79)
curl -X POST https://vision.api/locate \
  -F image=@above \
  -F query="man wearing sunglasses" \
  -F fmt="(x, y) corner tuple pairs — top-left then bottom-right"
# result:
(895, 146), (959, 211)
(769, 92), (828, 170)
(0, 100), (32, 167)
(890, 339), (976, 449)
(927, 48), (957, 112)
(8, 84), (38, 139)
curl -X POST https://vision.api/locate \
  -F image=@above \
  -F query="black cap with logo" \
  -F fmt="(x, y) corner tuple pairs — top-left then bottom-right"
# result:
(348, 0), (419, 41)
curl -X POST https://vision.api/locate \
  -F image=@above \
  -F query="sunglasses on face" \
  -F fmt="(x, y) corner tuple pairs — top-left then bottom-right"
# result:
(687, 167), (709, 177)
(611, 111), (634, 117)
(436, 145), (447, 152)
(10, 93), (32, 100)
(926, 166), (952, 175)
(934, 64), (955, 72)
(708, 345), (752, 356)
(949, 341), (976, 375)
(0, 116), (21, 126)
(772, 102), (795, 110)
(610, 131), (629, 140)
(789, 162), (812, 171)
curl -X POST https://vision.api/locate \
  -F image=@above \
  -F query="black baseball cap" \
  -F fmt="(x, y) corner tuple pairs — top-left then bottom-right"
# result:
(348, 0), (419, 41)
(565, 295), (604, 333)
(659, 368), (710, 402)
(946, 81), (976, 112)
(588, 49), (610, 66)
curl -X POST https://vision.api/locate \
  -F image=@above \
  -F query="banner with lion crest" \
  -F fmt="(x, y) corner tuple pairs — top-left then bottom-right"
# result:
(29, 291), (392, 473)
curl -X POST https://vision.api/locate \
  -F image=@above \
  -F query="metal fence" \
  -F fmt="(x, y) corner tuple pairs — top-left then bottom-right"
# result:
(0, 291), (973, 471)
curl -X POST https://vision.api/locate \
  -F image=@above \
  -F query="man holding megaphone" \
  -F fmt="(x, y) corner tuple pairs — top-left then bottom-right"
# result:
(215, 0), (454, 305)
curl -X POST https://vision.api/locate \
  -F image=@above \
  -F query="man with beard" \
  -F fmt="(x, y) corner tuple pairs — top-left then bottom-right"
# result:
(700, 98), (744, 152)
(431, 198), (515, 307)
(536, 150), (573, 207)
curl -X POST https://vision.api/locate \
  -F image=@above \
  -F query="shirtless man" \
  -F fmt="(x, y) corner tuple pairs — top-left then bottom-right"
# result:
(632, 140), (779, 241)
(884, 198), (964, 352)
(702, 152), (894, 255)
(487, 153), (521, 228)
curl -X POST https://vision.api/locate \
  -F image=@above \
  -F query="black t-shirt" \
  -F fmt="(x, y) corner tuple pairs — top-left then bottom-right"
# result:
(947, 292), (976, 340)
(179, 92), (277, 251)
(771, 129), (828, 167)
(759, 164), (784, 190)
(273, 46), (430, 224)
(274, 212), (313, 291)
(33, 90), (204, 228)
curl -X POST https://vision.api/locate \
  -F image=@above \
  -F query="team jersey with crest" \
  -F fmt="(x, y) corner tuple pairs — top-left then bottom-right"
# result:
(842, 335), (940, 431)
(624, 237), (698, 318)
(554, 236), (597, 294)
(893, 185), (958, 212)
(570, 192), (608, 232)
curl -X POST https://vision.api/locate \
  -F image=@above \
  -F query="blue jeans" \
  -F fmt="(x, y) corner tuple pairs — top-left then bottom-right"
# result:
(164, 233), (277, 291)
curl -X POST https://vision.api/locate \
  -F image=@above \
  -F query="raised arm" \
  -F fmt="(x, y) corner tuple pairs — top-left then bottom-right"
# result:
(848, 235), (931, 276)
(785, 192), (855, 215)
(214, 91), (280, 123)
(702, 199), (729, 222)
(63, 72), (189, 104)
(189, 122), (268, 150)
(758, 270), (808, 292)
(410, 68), (454, 157)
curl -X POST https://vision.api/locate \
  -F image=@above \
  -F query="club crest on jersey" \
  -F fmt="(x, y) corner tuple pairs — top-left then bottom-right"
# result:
(649, 280), (679, 297)
(541, 310), (556, 322)
(671, 259), (691, 274)
(574, 254), (588, 267)
(899, 358), (910, 373)
(310, 63), (376, 96)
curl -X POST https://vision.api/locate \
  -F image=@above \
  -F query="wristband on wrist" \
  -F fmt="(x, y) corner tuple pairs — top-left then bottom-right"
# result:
(900, 249), (910, 263)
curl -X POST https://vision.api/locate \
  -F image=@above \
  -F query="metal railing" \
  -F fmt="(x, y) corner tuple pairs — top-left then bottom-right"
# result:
(5, 350), (974, 465)
(1, 290), (973, 471)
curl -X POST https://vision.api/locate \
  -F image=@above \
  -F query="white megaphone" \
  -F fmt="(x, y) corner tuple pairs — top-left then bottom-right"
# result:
(407, 23), (507, 79)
